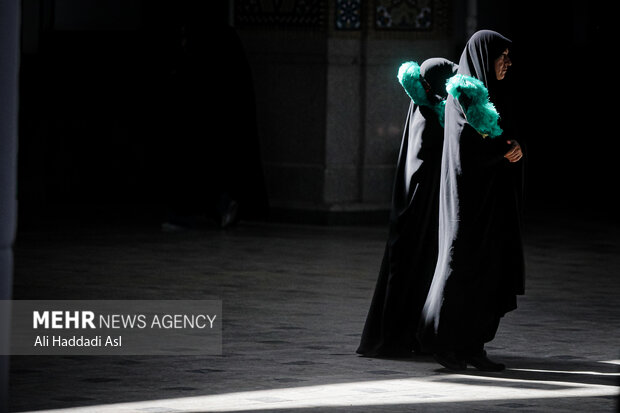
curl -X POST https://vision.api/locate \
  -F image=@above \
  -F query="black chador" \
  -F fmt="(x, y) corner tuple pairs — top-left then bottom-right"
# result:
(357, 58), (458, 357)
(418, 30), (526, 368)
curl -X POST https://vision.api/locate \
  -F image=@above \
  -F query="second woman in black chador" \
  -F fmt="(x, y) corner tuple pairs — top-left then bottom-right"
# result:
(357, 58), (458, 357)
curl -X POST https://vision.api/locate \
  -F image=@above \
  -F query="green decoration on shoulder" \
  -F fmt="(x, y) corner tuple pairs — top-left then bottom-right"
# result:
(397, 61), (431, 106)
(397, 61), (447, 127)
(446, 74), (503, 138)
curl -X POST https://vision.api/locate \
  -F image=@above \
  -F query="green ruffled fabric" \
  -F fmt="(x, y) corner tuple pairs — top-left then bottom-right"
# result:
(446, 74), (503, 138)
(397, 61), (447, 127)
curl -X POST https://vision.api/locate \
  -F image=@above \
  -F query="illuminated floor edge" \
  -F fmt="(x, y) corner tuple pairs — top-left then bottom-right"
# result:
(19, 373), (619, 413)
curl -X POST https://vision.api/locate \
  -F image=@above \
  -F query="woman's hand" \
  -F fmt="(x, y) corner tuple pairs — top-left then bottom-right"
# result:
(504, 140), (523, 163)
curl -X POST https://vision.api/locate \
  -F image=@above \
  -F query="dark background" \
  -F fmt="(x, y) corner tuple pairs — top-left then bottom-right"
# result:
(18, 0), (270, 227)
(16, 0), (617, 226)
(476, 0), (616, 220)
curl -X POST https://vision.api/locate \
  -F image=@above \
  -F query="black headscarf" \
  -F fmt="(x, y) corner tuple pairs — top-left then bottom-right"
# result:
(420, 57), (459, 102)
(458, 29), (512, 102)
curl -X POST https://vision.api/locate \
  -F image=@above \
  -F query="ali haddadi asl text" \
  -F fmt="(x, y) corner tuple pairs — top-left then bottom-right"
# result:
(34, 335), (122, 347)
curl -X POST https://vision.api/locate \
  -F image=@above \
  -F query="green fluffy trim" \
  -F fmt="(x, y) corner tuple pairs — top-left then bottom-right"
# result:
(446, 74), (503, 138)
(397, 61), (446, 126)
(398, 61), (432, 106)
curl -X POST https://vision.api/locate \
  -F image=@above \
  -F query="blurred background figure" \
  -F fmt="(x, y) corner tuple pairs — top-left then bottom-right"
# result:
(142, 0), (268, 230)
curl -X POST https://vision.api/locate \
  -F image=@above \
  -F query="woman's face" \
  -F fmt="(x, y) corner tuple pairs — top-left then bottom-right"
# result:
(494, 49), (512, 80)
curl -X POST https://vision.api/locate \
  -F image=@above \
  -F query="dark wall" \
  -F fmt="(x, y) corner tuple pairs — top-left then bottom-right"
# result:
(1, 0), (20, 409)
(17, 1), (615, 223)
(18, 1), (144, 208)
(18, 0), (268, 222)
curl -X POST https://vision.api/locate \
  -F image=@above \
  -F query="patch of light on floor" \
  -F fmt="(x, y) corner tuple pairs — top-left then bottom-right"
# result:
(509, 368), (620, 376)
(601, 360), (620, 366)
(19, 373), (619, 413)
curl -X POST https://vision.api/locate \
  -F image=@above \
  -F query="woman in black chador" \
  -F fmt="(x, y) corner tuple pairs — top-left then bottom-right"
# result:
(357, 58), (458, 357)
(418, 30), (525, 371)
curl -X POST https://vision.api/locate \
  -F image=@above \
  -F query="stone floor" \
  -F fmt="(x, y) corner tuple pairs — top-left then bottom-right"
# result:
(7, 203), (620, 412)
